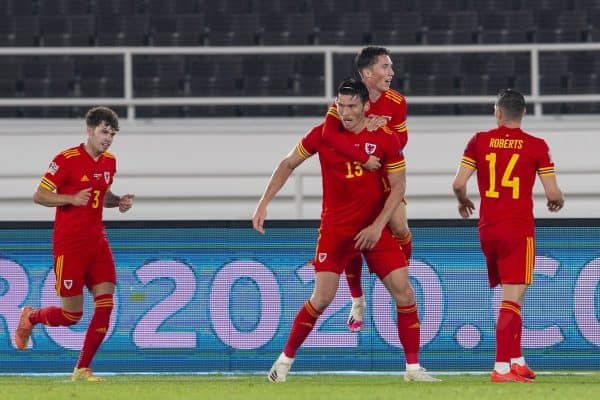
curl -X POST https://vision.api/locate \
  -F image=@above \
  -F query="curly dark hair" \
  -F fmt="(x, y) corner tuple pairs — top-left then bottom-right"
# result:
(85, 106), (120, 132)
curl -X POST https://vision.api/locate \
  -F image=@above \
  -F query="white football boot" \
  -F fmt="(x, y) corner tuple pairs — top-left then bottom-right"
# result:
(267, 352), (294, 382)
(347, 296), (365, 332)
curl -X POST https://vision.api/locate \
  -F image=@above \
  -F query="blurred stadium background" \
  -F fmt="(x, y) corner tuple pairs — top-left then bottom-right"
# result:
(1, 0), (599, 220)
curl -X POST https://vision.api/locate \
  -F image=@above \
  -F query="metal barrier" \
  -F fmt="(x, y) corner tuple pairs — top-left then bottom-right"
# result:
(1, 43), (600, 119)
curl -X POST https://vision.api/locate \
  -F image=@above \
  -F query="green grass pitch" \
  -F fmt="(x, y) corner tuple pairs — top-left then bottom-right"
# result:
(1, 373), (599, 400)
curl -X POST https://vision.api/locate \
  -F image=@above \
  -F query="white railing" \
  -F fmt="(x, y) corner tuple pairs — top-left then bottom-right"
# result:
(1, 43), (600, 119)
(2, 114), (600, 220)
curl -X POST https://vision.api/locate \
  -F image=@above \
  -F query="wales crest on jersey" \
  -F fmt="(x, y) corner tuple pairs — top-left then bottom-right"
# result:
(365, 143), (377, 154)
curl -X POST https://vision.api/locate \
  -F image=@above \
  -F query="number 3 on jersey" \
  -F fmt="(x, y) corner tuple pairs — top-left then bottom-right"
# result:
(92, 190), (101, 208)
(485, 152), (520, 199)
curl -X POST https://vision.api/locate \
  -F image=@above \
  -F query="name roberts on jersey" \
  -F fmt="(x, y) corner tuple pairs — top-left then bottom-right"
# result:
(489, 138), (524, 149)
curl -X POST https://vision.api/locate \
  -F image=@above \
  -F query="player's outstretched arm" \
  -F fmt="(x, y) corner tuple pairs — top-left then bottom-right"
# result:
(252, 148), (306, 234)
(539, 175), (564, 213)
(452, 165), (476, 218)
(33, 186), (91, 207)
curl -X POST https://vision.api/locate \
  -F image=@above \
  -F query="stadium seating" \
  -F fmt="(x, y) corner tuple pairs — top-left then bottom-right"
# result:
(422, 11), (479, 45)
(261, 13), (316, 45)
(479, 10), (535, 43)
(369, 13), (425, 45)
(535, 9), (590, 42)
(147, 15), (206, 46)
(315, 12), (372, 45)
(0, 0), (597, 117)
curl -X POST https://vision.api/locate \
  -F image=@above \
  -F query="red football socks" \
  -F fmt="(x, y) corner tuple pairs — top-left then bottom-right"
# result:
(345, 255), (364, 298)
(283, 300), (322, 358)
(76, 294), (114, 368)
(396, 303), (420, 364)
(29, 306), (82, 327)
(496, 300), (522, 363)
(511, 304), (524, 359)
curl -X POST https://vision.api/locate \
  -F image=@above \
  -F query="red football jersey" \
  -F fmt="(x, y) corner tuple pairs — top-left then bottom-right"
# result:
(365, 89), (408, 149)
(39, 143), (116, 247)
(460, 126), (555, 229)
(322, 88), (408, 163)
(298, 124), (405, 232)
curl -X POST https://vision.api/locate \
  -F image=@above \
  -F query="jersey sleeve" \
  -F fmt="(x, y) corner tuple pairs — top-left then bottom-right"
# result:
(460, 134), (479, 170)
(381, 130), (406, 174)
(39, 153), (68, 192)
(106, 153), (117, 191)
(322, 103), (370, 164)
(297, 124), (322, 159)
(535, 139), (556, 177)
(385, 91), (409, 150)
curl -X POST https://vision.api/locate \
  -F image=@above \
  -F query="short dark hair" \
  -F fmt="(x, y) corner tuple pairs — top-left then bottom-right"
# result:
(355, 46), (391, 73)
(85, 106), (120, 132)
(337, 78), (369, 104)
(495, 89), (526, 120)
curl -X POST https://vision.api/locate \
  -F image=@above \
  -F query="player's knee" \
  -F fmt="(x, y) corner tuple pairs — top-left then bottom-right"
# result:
(406, 284), (415, 299)
(393, 285), (415, 306)
(310, 293), (335, 312)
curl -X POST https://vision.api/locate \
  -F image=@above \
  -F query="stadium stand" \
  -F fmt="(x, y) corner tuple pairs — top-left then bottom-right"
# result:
(369, 12), (424, 45)
(535, 9), (591, 43)
(262, 13), (317, 45)
(478, 10), (535, 43)
(314, 12), (372, 45)
(0, 0), (598, 117)
(422, 11), (479, 45)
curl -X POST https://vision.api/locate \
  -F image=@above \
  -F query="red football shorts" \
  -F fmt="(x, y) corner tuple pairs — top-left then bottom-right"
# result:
(53, 237), (116, 297)
(479, 223), (535, 288)
(313, 226), (407, 280)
